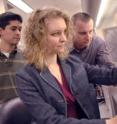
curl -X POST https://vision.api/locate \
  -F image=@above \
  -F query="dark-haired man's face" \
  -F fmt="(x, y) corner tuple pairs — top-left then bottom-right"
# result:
(73, 19), (94, 50)
(0, 20), (22, 46)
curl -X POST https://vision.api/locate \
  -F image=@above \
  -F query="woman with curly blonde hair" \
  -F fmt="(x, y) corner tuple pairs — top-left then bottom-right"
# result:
(16, 8), (117, 124)
(23, 8), (72, 70)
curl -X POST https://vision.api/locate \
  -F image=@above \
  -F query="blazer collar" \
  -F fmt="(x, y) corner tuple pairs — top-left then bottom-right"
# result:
(40, 58), (72, 93)
(59, 59), (72, 86)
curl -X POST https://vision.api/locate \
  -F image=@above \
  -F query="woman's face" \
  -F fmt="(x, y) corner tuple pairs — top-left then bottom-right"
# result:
(45, 17), (67, 55)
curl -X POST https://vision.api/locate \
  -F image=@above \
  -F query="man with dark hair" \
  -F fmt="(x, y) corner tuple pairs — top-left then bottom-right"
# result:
(0, 12), (25, 104)
(70, 12), (114, 105)
(0, 12), (22, 29)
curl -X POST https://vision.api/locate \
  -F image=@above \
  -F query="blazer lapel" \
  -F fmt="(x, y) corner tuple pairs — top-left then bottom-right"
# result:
(59, 60), (72, 89)
(40, 68), (62, 93)
(40, 59), (72, 94)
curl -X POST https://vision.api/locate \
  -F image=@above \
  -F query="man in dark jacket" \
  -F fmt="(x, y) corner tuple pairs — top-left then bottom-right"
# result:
(0, 12), (26, 104)
(70, 12), (115, 117)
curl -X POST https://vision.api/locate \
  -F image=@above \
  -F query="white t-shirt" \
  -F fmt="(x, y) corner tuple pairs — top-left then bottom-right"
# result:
(1, 51), (10, 58)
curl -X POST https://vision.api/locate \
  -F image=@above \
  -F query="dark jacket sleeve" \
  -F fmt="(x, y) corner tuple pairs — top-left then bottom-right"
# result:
(16, 68), (105, 124)
(84, 63), (117, 85)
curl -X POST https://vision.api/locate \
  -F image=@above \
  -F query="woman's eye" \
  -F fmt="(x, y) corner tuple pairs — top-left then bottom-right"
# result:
(51, 32), (61, 36)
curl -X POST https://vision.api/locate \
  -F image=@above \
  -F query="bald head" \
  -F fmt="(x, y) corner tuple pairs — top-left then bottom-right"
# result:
(72, 12), (93, 25)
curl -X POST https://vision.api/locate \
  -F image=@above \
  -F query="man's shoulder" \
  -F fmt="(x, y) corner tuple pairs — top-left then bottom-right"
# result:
(91, 36), (106, 50)
(67, 52), (83, 63)
(14, 49), (25, 60)
(92, 36), (105, 45)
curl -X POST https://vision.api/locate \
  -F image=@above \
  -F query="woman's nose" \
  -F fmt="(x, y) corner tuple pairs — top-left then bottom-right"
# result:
(60, 33), (67, 42)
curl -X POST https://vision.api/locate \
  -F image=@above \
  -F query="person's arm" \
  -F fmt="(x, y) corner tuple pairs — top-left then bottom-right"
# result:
(16, 68), (105, 124)
(84, 63), (117, 85)
(106, 116), (117, 124)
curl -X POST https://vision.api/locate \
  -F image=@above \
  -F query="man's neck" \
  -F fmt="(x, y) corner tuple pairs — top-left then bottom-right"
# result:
(74, 45), (87, 52)
(0, 41), (16, 53)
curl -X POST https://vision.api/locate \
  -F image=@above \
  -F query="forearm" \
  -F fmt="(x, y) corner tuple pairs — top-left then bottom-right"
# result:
(106, 116), (117, 124)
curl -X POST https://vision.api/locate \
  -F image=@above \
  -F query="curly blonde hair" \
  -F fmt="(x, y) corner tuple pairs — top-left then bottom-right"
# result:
(23, 8), (73, 70)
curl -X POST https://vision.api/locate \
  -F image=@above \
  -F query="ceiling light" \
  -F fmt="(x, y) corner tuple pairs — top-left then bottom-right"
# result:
(95, 0), (109, 27)
(8, 0), (33, 13)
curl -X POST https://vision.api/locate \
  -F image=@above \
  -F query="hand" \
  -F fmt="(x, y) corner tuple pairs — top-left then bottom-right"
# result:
(106, 116), (117, 124)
